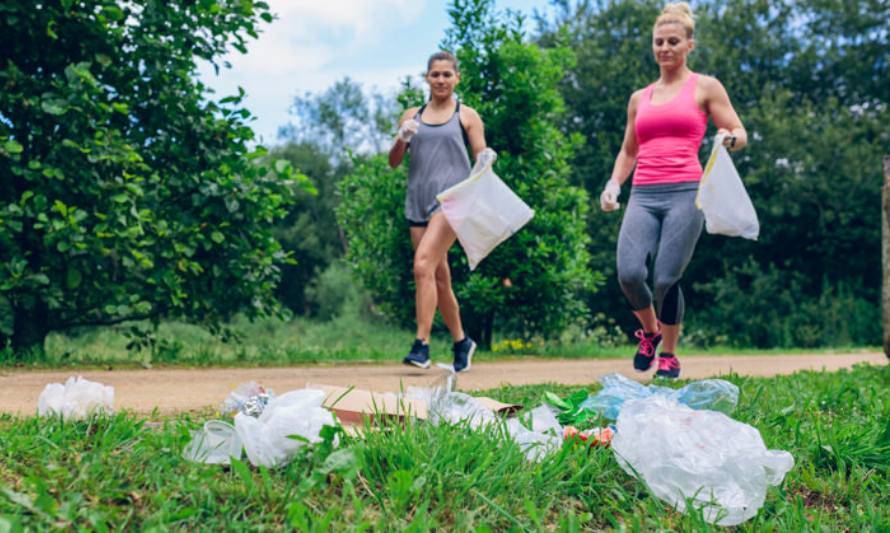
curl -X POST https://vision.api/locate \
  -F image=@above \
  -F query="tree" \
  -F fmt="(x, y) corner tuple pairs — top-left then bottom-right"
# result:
(0, 1), (309, 355)
(538, 0), (890, 346)
(273, 78), (403, 314)
(337, 0), (598, 348)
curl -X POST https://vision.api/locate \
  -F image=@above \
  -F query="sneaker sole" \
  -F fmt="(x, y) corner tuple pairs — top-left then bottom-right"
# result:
(455, 342), (476, 373)
(405, 359), (431, 369)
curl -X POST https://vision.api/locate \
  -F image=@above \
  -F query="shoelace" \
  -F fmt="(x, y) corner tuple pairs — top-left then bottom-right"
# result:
(634, 329), (656, 357)
(658, 356), (680, 371)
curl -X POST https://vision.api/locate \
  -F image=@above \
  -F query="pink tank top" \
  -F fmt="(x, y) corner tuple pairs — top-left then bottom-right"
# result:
(633, 73), (708, 186)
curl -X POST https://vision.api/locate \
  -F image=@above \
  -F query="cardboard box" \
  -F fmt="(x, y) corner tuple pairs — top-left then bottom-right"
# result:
(307, 383), (522, 426)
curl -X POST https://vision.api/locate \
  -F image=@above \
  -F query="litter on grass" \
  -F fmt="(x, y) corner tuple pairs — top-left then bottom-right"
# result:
(220, 380), (274, 417)
(37, 376), (114, 420)
(577, 373), (739, 420)
(185, 385), (337, 468)
(612, 396), (794, 526)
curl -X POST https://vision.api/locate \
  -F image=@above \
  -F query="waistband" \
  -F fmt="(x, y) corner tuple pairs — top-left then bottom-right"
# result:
(630, 181), (700, 194)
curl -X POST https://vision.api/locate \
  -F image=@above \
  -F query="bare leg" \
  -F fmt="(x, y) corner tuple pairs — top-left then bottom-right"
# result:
(661, 323), (680, 353)
(413, 213), (457, 341)
(632, 306), (660, 334)
(435, 260), (464, 342)
(410, 225), (464, 342)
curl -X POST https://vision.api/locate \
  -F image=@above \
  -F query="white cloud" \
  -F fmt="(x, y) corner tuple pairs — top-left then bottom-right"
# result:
(199, 0), (429, 144)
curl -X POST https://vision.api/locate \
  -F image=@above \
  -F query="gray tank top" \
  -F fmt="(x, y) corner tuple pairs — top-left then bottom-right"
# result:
(405, 101), (471, 222)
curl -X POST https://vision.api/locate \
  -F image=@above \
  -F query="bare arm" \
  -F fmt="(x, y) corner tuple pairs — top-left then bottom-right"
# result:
(704, 76), (747, 151)
(608, 91), (642, 186)
(388, 107), (418, 168)
(460, 105), (487, 160)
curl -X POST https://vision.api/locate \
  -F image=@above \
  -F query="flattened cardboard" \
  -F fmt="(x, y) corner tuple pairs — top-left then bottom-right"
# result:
(307, 383), (522, 425)
(308, 384), (427, 425)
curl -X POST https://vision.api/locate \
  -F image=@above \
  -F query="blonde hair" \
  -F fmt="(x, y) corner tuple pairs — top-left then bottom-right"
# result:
(654, 2), (695, 37)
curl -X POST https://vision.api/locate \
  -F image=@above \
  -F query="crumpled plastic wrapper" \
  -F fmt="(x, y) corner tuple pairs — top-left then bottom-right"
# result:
(37, 376), (114, 420)
(220, 381), (274, 418)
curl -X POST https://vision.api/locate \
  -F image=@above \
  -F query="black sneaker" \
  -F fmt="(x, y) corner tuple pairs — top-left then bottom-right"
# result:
(632, 329), (662, 372)
(452, 337), (476, 373)
(403, 339), (431, 369)
(655, 353), (681, 379)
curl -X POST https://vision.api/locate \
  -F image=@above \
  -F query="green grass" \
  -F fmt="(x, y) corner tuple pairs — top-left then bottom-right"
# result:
(6, 313), (877, 369)
(1, 364), (887, 530)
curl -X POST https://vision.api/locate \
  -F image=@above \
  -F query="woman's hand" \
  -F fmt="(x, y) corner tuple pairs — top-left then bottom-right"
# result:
(718, 128), (739, 151)
(600, 179), (622, 212)
(397, 119), (420, 143)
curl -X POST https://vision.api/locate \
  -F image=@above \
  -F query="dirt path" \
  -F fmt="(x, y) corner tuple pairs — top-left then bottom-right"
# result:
(0, 352), (884, 415)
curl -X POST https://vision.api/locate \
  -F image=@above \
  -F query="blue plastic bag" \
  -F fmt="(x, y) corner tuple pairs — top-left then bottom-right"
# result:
(578, 373), (739, 420)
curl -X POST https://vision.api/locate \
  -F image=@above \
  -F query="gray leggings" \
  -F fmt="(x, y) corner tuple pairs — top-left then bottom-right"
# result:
(616, 183), (704, 325)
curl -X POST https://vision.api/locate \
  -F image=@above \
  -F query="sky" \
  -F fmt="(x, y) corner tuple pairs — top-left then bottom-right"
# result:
(198, 0), (552, 146)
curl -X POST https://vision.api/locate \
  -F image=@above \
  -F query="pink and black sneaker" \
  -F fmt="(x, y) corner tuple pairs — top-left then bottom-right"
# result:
(632, 329), (662, 372)
(655, 353), (681, 379)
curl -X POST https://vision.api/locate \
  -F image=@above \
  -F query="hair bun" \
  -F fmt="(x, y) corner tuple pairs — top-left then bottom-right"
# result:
(661, 2), (694, 18)
(655, 2), (696, 36)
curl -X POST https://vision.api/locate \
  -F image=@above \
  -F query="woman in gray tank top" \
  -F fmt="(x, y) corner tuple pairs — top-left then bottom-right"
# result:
(388, 51), (488, 372)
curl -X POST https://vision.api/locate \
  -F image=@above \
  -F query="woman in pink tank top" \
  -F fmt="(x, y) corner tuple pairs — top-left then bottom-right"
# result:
(599, 3), (748, 378)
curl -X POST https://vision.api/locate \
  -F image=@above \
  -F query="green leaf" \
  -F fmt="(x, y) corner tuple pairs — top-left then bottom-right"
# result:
(274, 159), (290, 174)
(40, 98), (67, 116)
(210, 231), (225, 244)
(230, 458), (254, 488)
(66, 268), (82, 289)
(3, 140), (23, 155)
(544, 392), (571, 410)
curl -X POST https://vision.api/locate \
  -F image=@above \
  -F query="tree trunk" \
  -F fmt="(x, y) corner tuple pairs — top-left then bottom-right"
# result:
(881, 156), (890, 358)
(11, 302), (50, 359)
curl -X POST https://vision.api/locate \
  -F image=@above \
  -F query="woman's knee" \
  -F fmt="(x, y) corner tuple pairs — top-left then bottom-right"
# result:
(413, 254), (436, 280)
(618, 267), (647, 292)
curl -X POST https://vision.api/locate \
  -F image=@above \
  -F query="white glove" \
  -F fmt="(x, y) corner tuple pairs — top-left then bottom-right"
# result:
(600, 179), (621, 212)
(471, 147), (497, 175)
(397, 119), (420, 143)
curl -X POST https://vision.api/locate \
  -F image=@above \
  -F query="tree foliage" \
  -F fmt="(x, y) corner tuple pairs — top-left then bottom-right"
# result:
(0, 1), (309, 354)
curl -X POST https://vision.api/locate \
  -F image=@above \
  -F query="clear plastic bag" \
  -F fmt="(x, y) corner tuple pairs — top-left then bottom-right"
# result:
(220, 381), (274, 417)
(505, 405), (563, 462)
(407, 371), (495, 429)
(234, 389), (337, 468)
(437, 148), (534, 270)
(37, 376), (114, 420)
(695, 133), (760, 240)
(183, 420), (242, 465)
(612, 396), (794, 526)
(578, 373), (739, 420)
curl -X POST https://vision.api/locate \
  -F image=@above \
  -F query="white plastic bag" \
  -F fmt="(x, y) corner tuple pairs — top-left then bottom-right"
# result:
(37, 376), (114, 420)
(234, 389), (336, 468)
(505, 405), (563, 462)
(695, 134), (760, 240)
(611, 396), (794, 526)
(437, 149), (534, 270)
(183, 420), (242, 465)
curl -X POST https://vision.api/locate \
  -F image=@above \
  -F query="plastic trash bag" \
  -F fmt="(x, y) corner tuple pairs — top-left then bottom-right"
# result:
(430, 391), (496, 429)
(37, 376), (114, 420)
(437, 148), (534, 270)
(612, 396), (794, 526)
(578, 373), (739, 420)
(234, 389), (337, 468)
(505, 405), (563, 462)
(695, 133), (760, 240)
(183, 420), (242, 465)
(221, 381), (274, 417)
(407, 371), (495, 429)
